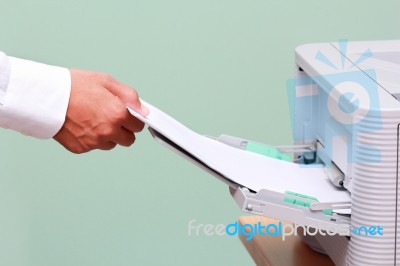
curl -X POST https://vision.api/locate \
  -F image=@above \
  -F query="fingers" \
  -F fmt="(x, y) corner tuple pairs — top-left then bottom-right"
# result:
(114, 128), (136, 147)
(99, 141), (118, 151)
(98, 129), (136, 150)
(103, 76), (149, 117)
(121, 108), (145, 133)
(99, 95), (143, 149)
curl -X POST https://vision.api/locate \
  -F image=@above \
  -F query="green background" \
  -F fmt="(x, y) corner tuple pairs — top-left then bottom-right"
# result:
(0, 0), (399, 265)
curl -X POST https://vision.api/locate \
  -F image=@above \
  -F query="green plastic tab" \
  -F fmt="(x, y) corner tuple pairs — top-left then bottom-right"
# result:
(283, 191), (332, 216)
(245, 142), (291, 161)
(285, 191), (318, 201)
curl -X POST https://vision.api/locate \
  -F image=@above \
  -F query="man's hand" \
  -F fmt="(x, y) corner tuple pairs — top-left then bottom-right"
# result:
(53, 69), (149, 154)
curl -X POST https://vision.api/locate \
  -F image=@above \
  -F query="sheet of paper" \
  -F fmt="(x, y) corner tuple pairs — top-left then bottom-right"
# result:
(128, 101), (350, 203)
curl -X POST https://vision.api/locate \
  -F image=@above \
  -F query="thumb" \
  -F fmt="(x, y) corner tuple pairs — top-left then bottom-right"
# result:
(105, 81), (149, 116)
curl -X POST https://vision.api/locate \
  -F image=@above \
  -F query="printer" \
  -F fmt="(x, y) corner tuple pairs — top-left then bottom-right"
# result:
(129, 40), (400, 266)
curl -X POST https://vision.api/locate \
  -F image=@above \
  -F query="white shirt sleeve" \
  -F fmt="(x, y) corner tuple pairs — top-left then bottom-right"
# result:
(0, 51), (71, 139)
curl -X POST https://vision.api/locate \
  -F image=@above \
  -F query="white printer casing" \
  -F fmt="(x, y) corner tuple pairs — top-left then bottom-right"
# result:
(291, 40), (400, 266)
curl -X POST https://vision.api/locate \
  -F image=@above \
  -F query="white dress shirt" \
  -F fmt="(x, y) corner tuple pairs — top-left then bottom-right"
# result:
(0, 51), (71, 139)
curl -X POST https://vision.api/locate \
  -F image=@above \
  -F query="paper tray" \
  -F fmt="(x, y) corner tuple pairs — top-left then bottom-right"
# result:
(128, 101), (350, 203)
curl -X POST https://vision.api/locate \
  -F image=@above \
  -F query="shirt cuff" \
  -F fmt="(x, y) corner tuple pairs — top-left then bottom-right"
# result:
(0, 57), (71, 139)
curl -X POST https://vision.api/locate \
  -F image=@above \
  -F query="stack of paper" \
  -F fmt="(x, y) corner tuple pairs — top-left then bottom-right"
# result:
(128, 101), (350, 203)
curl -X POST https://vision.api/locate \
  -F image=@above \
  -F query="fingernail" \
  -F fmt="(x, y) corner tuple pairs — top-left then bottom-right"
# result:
(140, 104), (150, 117)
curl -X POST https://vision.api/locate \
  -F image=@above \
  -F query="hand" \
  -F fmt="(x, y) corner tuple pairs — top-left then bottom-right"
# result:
(53, 69), (149, 154)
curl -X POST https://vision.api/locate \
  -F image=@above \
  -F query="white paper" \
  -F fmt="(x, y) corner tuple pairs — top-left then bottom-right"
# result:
(128, 101), (350, 203)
